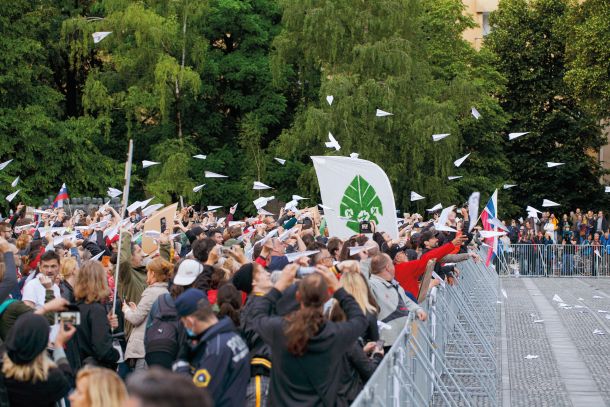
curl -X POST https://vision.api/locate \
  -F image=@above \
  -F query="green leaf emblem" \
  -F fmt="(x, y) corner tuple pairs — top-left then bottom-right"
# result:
(340, 175), (383, 233)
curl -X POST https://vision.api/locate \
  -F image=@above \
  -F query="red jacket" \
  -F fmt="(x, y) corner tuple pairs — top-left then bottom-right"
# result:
(394, 243), (457, 298)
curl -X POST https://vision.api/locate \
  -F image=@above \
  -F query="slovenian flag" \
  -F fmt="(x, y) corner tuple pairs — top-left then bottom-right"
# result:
(52, 183), (69, 208)
(480, 189), (498, 266)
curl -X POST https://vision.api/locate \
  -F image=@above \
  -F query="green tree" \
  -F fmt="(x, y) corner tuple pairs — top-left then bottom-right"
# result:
(564, 0), (610, 120)
(486, 0), (606, 212)
(271, 0), (509, 212)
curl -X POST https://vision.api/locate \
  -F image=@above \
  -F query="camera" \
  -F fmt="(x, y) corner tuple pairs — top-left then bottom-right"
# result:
(359, 221), (372, 234)
(54, 311), (81, 327)
(296, 267), (317, 278)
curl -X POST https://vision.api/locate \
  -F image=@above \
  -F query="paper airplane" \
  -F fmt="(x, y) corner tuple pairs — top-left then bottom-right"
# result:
(546, 162), (564, 168)
(0, 159), (12, 171)
(479, 230), (507, 238)
(350, 152), (359, 159)
(92, 31), (112, 44)
(90, 252), (105, 262)
(326, 95), (334, 105)
(126, 201), (142, 213)
(432, 134), (450, 142)
(448, 176), (462, 181)
(349, 243), (377, 256)
(508, 132), (529, 140)
(193, 154), (207, 160)
(488, 217), (509, 231)
(9, 176), (20, 188)
(258, 208), (274, 216)
(542, 199), (560, 207)
(205, 171), (228, 178)
(524, 355), (539, 360)
(292, 195), (308, 201)
(193, 184), (206, 193)
(325, 132), (341, 151)
(284, 200), (298, 210)
(207, 206), (222, 211)
(427, 203), (442, 212)
(253, 181), (272, 190)
(503, 184), (516, 190)
(142, 204), (164, 217)
(435, 224), (458, 232)
(253, 196), (274, 209)
(139, 197), (155, 209)
(230, 203), (238, 212)
(376, 109), (393, 117)
(274, 157), (286, 165)
(410, 191), (425, 201)
(526, 206), (542, 214)
(593, 329), (605, 335)
(142, 160), (160, 168)
(285, 250), (320, 263)
(471, 107), (481, 120)
(454, 153), (471, 168)
(552, 294), (564, 303)
(107, 187), (122, 198)
(318, 204), (334, 211)
(5, 190), (20, 202)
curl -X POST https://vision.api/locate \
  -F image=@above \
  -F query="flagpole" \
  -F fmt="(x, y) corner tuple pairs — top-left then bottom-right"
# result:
(112, 139), (134, 315)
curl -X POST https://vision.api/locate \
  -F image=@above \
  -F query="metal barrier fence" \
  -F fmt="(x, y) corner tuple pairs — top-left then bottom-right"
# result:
(496, 243), (610, 277)
(352, 252), (499, 407)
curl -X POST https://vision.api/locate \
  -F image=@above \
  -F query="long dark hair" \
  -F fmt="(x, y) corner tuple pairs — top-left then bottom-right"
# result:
(284, 274), (330, 356)
(217, 284), (241, 327)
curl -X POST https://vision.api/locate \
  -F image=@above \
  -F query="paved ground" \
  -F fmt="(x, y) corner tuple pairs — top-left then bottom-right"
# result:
(501, 277), (610, 407)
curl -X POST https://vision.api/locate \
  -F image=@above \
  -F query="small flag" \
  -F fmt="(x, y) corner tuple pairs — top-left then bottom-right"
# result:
(53, 183), (69, 208)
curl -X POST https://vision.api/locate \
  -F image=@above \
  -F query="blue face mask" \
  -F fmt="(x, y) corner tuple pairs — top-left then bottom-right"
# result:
(186, 328), (196, 337)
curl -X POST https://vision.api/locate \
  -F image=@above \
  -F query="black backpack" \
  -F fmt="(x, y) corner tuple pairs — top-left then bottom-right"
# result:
(144, 294), (183, 358)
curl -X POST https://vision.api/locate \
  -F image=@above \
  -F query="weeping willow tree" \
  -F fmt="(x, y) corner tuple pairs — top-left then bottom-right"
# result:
(271, 0), (504, 211)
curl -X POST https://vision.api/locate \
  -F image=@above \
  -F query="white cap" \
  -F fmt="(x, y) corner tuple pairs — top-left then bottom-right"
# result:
(174, 259), (204, 286)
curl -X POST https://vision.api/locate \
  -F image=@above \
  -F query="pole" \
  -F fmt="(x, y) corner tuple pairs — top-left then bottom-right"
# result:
(112, 139), (134, 314)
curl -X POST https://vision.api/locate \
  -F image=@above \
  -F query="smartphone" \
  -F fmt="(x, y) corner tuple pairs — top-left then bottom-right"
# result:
(296, 267), (317, 278)
(54, 303), (81, 327)
(160, 217), (167, 233)
(359, 221), (372, 234)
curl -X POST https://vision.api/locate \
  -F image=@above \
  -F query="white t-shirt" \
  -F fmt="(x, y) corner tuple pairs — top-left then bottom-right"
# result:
(22, 277), (61, 309)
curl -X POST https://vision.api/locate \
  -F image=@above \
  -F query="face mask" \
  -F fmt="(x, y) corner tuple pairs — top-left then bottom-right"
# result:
(186, 328), (196, 337)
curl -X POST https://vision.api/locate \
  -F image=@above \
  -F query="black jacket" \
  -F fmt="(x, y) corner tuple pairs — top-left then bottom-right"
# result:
(240, 294), (272, 376)
(177, 317), (250, 407)
(73, 301), (120, 369)
(251, 287), (367, 407)
(337, 342), (383, 405)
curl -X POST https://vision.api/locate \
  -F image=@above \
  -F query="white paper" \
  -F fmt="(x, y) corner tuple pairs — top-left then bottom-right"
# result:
(274, 157), (286, 165)
(503, 184), (516, 190)
(258, 208), (274, 216)
(142, 160), (160, 168)
(410, 191), (425, 201)
(375, 109), (393, 117)
(471, 107), (481, 120)
(92, 31), (112, 44)
(11, 177), (20, 188)
(205, 171), (228, 178)
(253, 195), (274, 209)
(542, 199), (560, 207)
(207, 205), (222, 211)
(526, 205), (542, 214)
(253, 181), (272, 190)
(0, 159), (13, 171)
(427, 203), (443, 212)
(448, 176), (462, 180)
(488, 217), (509, 231)
(193, 184), (206, 193)
(107, 187), (122, 198)
(326, 95), (334, 105)
(325, 132), (341, 151)
(285, 250), (320, 263)
(193, 154), (207, 160)
(5, 190), (20, 202)
(454, 153), (471, 168)
(546, 162), (564, 168)
(508, 132), (529, 140)
(432, 133), (450, 142)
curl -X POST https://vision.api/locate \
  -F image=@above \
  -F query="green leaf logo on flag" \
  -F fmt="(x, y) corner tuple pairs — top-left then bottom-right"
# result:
(340, 175), (383, 233)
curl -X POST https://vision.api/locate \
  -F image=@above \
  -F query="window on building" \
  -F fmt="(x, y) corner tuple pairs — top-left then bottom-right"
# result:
(482, 12), (491, 36)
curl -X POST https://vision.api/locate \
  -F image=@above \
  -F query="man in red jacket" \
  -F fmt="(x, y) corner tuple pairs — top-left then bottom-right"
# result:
(394, 233), (468, 299)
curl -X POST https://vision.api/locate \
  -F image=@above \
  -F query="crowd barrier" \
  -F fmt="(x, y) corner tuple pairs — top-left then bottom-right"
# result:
(496, 243), (610, 277)
(352, 251), (499, 407)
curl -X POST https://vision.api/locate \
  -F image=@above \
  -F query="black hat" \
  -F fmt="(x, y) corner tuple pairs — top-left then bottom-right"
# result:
(232, 263), (255, 294)
(5, 313), (50, 365)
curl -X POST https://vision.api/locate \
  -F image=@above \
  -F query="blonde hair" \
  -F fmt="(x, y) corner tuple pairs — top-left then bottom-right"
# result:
(2, 352), (55, 383)
(340, 262), (376, 314)
(147, 257), (174, 283)
(74, 261), (110, 303)
(60, 257), (78, 280)
(75, 367), (127, 407)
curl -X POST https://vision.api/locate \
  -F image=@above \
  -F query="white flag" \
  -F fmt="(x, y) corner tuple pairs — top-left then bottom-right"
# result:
(312, 156), (398, 239)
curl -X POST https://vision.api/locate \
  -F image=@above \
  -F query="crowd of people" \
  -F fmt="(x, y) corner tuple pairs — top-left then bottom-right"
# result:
(0, 199), (482, 406)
